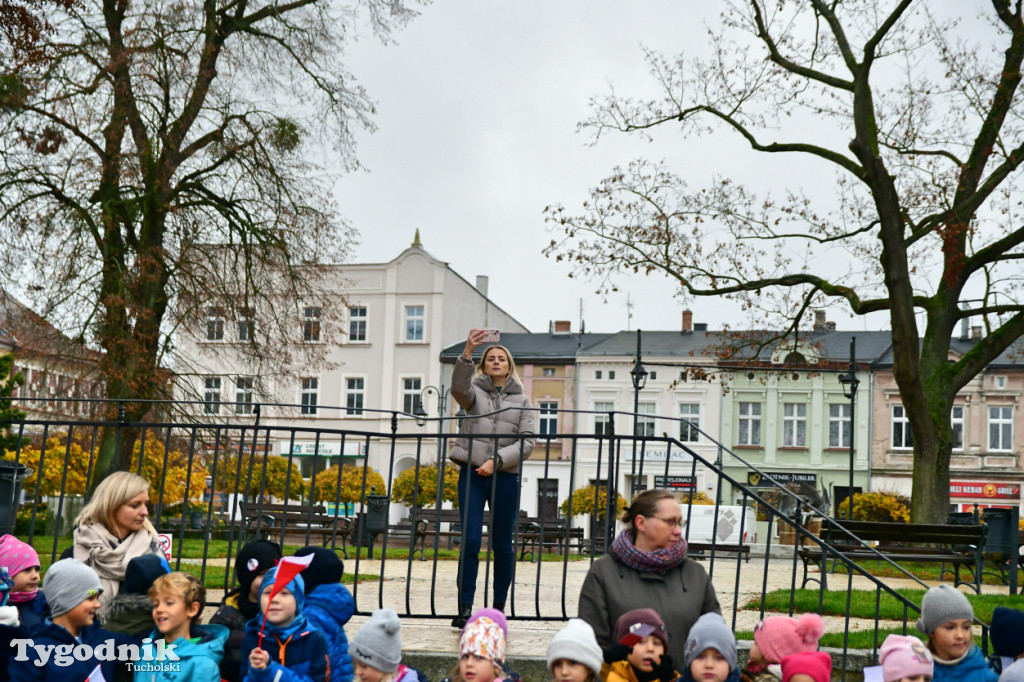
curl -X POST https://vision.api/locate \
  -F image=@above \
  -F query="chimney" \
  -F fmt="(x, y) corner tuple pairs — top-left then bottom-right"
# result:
(825, 321), (836, 331)
(475, 276), (489, 297)
(553, 320), (571, 333)
(971, 325), (982, 340)
(813, 309), (826, 333)
(682, 309), (693, 332)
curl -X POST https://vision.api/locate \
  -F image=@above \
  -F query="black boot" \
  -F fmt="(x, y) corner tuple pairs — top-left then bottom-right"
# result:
(451, 603), (472, 629)
(492, 601), (505, 613)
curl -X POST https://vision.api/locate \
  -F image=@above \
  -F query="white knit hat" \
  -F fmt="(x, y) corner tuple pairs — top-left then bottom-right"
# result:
(547, 619), (603, 677)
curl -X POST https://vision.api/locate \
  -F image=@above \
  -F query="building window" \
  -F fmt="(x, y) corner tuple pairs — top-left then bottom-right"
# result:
(636, 402), (656, 437)
(402, 377), (422, 414)
(595, 370), (603, 380)
(542, 367), (556, 377)
(609, 370), (616, 380)
(679, 403), (700, 442)
(594, 401), (614, 436)
(404, 305), (424, 342)
(782, 403), (807, 447)
(206, 308), (224, 341)
(951, 406), (964, 451)
(349, 306), (367, 342)
(237, 308), (254, 342)
(892, 405), (913, 449)
(345, 378), (364, 416)
(649, 371), (658, 381)
(539, 401), (558, 435)
(738, 402), (761, 446)
(203, 377), (221, 414)
(235, 377), (254, 414)
(996, 376), (1007, 389)
(828, 403), (851, 448)
(301, 378), (318, 415)
(302, 307), (321, 342)
(989, 406), (1013, 451)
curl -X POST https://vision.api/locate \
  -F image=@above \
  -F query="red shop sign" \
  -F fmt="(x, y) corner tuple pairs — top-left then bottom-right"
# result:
(950, 481), (1021, 500)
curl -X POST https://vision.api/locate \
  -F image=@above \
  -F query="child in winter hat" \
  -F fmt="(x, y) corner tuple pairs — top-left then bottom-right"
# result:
(746, 613), (824, 682)
(682, 613), (739, 682)
(780, 652), (832, 682)
(879, 634), (933, 682)
(0, 534), (41, 605)
(349, 608), (427, 682)
(916, 585), (996, 682)
(295, 546), (356, 682)
(605, 608), (678, 682)
(546, 618), (603, 682)
(452, 610), (509, 682)
(990, 607), (1024, 670)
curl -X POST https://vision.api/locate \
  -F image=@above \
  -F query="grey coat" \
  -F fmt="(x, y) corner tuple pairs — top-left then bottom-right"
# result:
(578, 553), (721, 667)
(448, 356), (536, 472)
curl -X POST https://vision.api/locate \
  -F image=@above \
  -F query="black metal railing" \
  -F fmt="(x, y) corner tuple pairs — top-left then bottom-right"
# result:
(0, 397), (1011, 679)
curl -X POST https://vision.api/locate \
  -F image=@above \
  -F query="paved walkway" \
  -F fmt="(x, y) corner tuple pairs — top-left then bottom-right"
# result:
(199, 551), (1007, 657)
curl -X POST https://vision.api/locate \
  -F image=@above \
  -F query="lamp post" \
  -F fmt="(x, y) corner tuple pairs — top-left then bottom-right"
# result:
(838, 337), (858, 520)
(629, 330), (649, 496)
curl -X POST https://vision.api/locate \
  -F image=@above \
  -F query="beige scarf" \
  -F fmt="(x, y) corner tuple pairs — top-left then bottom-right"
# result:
(73, 522), (160, 603)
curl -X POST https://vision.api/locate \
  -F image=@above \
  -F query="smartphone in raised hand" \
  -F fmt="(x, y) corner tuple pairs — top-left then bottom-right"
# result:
(479, 329), (500, 343)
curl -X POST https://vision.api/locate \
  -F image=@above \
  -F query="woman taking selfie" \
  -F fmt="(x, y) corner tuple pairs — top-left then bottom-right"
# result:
(448, 328), (536, 628)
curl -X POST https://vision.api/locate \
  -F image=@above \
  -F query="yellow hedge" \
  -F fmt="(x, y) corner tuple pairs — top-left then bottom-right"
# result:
(836, 491), (911, 523)
(212, 452), (306, 500)
(311, 464), (386, 504)
(391, 465), (459, 507)
(561, 486), (627, 519)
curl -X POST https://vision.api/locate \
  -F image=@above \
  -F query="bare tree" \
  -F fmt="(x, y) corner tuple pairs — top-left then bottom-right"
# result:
(0, 0), (421, 483)
(545, 1), (1024, 522)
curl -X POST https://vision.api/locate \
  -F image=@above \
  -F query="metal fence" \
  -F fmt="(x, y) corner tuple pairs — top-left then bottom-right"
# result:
(0, 398), (1013, 676)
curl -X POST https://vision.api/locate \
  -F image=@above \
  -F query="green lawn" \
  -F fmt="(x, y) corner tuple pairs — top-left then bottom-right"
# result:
(744, 587), (1020, 622)
(824, 558), (1024, 586)
(734, 627), (983, 651)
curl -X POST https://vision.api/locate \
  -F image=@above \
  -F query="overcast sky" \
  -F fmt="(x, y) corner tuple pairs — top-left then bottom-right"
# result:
(331, 2), (940, 336)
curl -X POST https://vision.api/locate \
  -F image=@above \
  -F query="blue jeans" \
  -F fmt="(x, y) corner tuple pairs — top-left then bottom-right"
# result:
(456, 465), (519, 606)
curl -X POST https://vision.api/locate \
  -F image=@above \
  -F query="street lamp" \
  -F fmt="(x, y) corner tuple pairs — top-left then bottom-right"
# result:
(837, 337), (858, 521)
(629, 329), (648, 496)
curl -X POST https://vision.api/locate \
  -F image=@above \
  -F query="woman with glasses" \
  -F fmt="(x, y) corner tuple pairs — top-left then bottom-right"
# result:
(578, 488), (721, 667)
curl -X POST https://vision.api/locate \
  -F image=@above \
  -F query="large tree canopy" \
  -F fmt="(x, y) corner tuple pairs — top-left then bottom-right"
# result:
(545, 0), (1024, 522)
(0, 0), (420, 480)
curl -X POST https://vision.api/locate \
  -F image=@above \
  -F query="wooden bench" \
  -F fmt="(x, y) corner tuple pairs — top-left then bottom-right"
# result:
(796, 519), (987, 592)
(238, 502), (354, 557)
(687, 542), (752, 563)
(410, 508), (571, 561)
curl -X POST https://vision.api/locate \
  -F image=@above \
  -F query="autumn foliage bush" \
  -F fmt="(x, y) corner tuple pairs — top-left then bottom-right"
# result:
(561, 485), (627, 519)
(679, 491), (716, 505)
(836, 491), (911, 523)
(311, 464), (386, 504)
(212, 453), (305, 500)
(390, 465), (459, 508)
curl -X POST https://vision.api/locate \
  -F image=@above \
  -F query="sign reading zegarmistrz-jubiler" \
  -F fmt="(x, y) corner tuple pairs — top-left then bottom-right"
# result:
(949, 481), (1021, 499)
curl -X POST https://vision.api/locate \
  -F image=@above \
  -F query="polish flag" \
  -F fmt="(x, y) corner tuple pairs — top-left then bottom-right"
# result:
(258, 553), (315, 647)
(85, 664), (108, 682)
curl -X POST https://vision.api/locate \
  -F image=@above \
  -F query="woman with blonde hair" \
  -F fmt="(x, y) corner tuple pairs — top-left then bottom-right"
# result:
(73, 470), (161, 603)
(448, 328), (536, 628)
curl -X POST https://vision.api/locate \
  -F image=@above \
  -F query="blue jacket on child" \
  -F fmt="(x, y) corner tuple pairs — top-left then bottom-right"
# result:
(0, 591), (49, 672)
(932, 646), (999, 682)
(304, 582), (355, 682)
(8, 618), (142, 682)
(240, 567), (330, 682)
(133, 623), (230, 682)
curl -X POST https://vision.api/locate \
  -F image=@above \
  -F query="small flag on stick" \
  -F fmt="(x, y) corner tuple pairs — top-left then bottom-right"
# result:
(258, 553), (314, 648)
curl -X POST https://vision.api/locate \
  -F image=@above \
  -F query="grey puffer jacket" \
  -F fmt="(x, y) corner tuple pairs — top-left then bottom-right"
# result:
(448, 356), (536, 472)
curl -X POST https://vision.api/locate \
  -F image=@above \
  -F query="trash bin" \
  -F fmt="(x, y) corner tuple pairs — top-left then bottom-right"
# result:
(0, 461), (31, 535)
(982, 507), (1017, 561)
(354, 491), (390, 557)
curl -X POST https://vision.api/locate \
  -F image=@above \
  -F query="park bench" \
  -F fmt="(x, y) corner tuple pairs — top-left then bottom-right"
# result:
(686, 541), (752, 563)
(797, 518), (987, 592)
(237, 502), (354, 557)
(409, 508), (579, 561)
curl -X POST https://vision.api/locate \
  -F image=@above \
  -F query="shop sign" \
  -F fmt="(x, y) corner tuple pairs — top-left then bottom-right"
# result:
(950, 481), (1020, 500)
(280, 440), (366, 457)
(655, 475), (695, 489)
(624, 449), (693, 462)
(746, 471), (817, 488)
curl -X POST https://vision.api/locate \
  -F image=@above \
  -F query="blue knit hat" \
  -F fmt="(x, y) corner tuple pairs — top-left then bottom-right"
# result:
(259, 565), (306, 613)
(992, 607), (1024, 659)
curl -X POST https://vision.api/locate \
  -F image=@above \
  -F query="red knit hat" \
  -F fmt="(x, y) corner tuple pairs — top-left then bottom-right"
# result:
(613, 608), (669, 649)
(781, 651), (832, 682)
(753, 614), (825, 663)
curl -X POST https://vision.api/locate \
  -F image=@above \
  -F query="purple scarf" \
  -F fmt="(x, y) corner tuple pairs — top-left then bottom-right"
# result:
(610, 530), (688, 573)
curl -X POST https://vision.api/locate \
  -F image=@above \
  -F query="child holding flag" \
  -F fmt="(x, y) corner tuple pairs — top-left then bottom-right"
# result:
(240, 553), (330, 682)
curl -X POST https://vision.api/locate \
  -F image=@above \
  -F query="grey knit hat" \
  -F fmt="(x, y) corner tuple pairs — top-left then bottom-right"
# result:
(916, 584), (973, 635)
(546, 618), (603, 677)
(685, 613), (737, 670)
(43, 559), (103, 618)
(350, 608), (402, 673)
